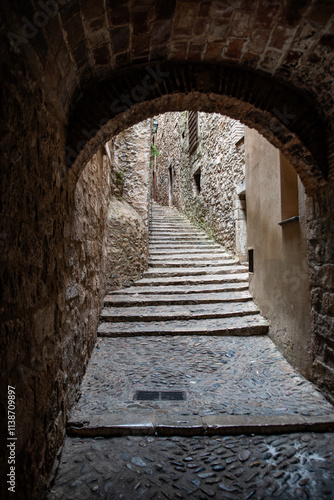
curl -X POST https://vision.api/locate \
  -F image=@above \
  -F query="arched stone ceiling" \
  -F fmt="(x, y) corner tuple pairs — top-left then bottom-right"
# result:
(2, 0), (334, 188)
(66, 62), (327, 191)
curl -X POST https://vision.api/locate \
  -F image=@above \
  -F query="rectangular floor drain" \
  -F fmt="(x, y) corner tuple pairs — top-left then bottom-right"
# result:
(134, 391), (186, 401)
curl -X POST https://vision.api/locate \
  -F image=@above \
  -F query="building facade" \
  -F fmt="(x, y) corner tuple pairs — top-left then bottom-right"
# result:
(155, 112), (313, 378)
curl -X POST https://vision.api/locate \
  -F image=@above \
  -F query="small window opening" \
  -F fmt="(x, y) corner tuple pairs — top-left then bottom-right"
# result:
(248, 249), (254, 273)
(193, 168), (201, 196)
(169, 165), (173, 206)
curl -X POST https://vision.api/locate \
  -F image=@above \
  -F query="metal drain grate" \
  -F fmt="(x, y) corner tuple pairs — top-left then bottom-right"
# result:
(134, 391), (160, 401)
(134, 391), (186, 401)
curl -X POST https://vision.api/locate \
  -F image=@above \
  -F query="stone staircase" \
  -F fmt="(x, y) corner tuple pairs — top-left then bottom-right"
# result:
(67, 204), (334, 438)
(98, 204), (268, 338)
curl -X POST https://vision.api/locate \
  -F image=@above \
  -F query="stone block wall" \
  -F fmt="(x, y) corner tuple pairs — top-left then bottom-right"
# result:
(155, 112), (184, 211)
(0, 136), (115, 500)
(110, 120), (151, 227)
(104, 120), (151, 291)
(105, 197), (148, 291)
(307, 182), (334, 404)
(0, 51), (150, 499)
(182, 113), (245, 257)
(156, 112), (246, 258)
(0, 53), (69, 499)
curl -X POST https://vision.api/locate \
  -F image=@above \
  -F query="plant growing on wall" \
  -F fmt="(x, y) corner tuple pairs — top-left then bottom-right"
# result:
(150, 144), (160, 166)
(151, 144), (160, 158)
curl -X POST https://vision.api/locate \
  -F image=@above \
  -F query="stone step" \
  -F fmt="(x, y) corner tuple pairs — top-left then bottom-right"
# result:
(149, 249), (229, 256)
(151, 223), (196, 228)
(151, 221), (189, 224)
(149, 252), (232, 260)
(148, 259), (239, 268)
(151, 213), (185, 216)
(143, 266), (248, 278)
(150, 236), (208, 241)
(150, 240), (212, 246)
(67, 413), (334, 438)
(103, 290), (252, 307)
(150, 243), (221, 249)
(149, 242), (221, 253)
(135, 273), (248, 287)
(150, 228), (195, 232)
(108, 282), (249, 295)
(150, 230), (206, 235)
(151, 219), (190, 225)
(151, 229), (207, 232)
(100, 301), (259, 323)
(98, 314), (269, 337)
(151, 220), (188, 223)
(149, 235), (212, 241)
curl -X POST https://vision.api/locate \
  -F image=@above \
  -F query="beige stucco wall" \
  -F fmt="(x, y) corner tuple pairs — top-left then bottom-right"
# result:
(245, 127), (313, 377)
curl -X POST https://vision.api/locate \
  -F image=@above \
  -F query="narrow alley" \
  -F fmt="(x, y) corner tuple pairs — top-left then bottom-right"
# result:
(2, 3), (334, 499)
(48, 205), (334, 499)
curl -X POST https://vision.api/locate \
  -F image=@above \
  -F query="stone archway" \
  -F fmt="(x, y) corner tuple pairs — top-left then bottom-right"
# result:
(66, 62), (328, 193)
(1, 1), (334, 497)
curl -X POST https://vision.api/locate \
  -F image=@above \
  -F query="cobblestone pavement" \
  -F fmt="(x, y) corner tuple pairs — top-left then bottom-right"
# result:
(48, 433), (334, 499)
(70, 335), (334, 422)
(49, 205), (334, 498)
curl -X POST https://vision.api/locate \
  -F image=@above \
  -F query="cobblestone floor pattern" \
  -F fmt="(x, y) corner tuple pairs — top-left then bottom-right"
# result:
(70, 336), (334, 420)
(50, 205), (334, 498)
(48, 433), (334, 499)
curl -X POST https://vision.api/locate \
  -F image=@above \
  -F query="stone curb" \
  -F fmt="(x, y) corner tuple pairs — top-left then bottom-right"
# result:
(67, 414), (334, 438)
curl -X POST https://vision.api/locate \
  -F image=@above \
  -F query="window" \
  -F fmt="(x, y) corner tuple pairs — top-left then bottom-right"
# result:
(248, 249), (254, 273)
(169, 166), (173, 206)
(193, 168), (201, 196)
(188, 111), (198, 152)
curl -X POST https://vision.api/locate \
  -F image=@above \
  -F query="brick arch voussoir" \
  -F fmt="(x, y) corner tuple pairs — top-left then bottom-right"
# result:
(67, 62), (328, 193)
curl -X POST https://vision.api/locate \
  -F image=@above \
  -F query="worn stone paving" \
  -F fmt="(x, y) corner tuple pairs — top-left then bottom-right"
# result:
(48, 433), (334, 500)
(49, 205), (334, 498)
(69, 336), (334, 424)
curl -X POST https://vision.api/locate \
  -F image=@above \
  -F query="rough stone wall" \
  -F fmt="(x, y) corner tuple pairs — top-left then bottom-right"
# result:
(60, 147), (113, 443)
(105, 197), (148, 291)
(155, 113), (184, 210)
(307, 182), (334, 404)
(156, 112), (246, 257)
(0, 49), (71, 500)
(103, 121), (151, 291)
(110, 120), (151, 227)
(5, 0), (328, 180)
(183, 113), (245, 256)
(1, 131), (114, 499)
(0, 46), (150, 499)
